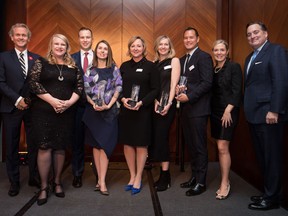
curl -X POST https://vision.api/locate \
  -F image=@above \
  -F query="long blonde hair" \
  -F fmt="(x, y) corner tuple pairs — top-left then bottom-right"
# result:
(47, 34), (76, 67)
(153, 35), (176, 62)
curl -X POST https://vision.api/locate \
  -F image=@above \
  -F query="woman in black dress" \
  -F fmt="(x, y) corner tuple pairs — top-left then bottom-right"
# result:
(151, 35), (180, 191)
(119, 36), (160, 195)
(210, 39), (242, 199)
(29, 34), (83, 205)
(83, 40), (122, 195)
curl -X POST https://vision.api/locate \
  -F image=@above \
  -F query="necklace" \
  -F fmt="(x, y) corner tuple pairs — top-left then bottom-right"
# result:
(214, 67), (222, 74)
(56, 64), (64, 81)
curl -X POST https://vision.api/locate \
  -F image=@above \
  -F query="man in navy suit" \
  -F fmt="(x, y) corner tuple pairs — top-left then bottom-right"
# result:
(176, 27), (213, 196)
(71, 27), (93, 188)
(244, 21), (288, 210)
(0, 23), (40, 196)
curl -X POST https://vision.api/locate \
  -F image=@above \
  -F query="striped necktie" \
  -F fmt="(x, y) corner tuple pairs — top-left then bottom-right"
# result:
(19, 52), (27, 78)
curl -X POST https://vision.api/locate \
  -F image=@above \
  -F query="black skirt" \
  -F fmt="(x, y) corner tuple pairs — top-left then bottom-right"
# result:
(210, 108), (239, 141)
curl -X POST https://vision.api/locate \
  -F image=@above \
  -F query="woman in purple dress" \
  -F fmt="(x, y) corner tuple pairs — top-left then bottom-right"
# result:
(82, 40), (122, 195)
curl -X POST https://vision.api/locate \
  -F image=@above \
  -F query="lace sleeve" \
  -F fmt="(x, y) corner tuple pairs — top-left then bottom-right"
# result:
(74, 66), (84, 96)
(28, 58), (48, 94)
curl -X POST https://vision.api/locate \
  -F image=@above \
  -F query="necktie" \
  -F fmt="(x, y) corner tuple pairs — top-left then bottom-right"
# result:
(19, 52), (26, 77)
(83, 52), (89, 73)
(183, 54), (190, 74)
(247, 50), (259, 74)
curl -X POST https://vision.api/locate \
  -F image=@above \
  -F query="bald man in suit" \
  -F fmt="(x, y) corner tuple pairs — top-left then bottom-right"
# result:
(0, 23), (40, 196)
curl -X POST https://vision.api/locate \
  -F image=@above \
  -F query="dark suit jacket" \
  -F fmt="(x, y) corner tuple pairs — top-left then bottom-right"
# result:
(244, 41), (288, 124)
(71, 51), (88, 105)
(181, 48), (213, 117)
(211, 60), (243, 110)
(0, 49), (39, 113)
(71, 51), (85, 74)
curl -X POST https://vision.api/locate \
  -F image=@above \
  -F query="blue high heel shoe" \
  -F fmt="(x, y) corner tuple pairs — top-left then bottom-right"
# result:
(131, 183), (142, 195)
(124, 184), (133, 191)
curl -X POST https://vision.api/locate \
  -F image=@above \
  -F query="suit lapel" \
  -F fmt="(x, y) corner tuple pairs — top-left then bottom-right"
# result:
(246, 42), (270, 80)
(10, 50), (25, 78)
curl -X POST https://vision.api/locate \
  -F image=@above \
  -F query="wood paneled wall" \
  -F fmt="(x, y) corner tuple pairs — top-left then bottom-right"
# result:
(26, 0), (217, 65)
(25, 0), (218, 161)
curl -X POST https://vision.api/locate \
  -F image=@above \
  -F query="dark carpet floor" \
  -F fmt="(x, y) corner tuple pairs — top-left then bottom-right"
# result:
(0, 162), (287, 216)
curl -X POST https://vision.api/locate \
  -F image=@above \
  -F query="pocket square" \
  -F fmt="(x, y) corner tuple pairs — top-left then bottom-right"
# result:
(255, 61), (262, 65)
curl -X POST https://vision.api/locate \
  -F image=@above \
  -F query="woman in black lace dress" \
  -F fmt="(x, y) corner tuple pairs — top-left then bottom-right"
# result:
(28, 34), (83, 205)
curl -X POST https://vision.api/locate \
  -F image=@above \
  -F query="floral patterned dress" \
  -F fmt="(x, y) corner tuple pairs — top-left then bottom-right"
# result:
(82, 64), (122, 158)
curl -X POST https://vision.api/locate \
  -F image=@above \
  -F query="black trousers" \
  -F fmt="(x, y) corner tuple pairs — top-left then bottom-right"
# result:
(248, 122), (284, 203)
(2, 109), (38, 184)
(182, 115), (208, 185)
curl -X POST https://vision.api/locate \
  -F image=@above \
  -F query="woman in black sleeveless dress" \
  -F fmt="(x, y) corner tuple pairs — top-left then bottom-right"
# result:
(151, 35), (180, 191)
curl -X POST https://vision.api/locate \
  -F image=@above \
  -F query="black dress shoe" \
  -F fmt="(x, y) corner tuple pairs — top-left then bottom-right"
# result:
(72, 176), (82, 188)
(248, 199), (279, 210)
(185, 183), (206, 196)
(250, 195), (264, 203)
(53, 183), (65, 198)
(8, 183), (20, 197)
(180, 177), (196, 188)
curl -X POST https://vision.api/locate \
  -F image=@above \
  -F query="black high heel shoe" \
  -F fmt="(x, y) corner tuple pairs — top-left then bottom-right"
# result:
(37, 187), (49, 206)
(53, 182), (65, 198)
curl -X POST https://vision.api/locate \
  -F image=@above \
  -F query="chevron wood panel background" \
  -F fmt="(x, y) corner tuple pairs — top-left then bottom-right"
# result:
(26, 0), (217, 161)
(27, 0), (217, 64)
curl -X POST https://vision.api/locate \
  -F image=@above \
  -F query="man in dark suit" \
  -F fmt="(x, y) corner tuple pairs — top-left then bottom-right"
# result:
(244, 21), (288, 210)
(70, 27), (93, 188)
(176, 27), (213, 196)
(0, 23), (40, 196)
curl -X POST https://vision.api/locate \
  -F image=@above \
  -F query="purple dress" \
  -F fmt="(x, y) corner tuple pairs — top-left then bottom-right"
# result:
(82, 64), (122, 158)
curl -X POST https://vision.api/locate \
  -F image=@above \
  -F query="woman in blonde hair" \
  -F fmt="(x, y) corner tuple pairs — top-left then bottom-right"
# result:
(210, 39), (242, 199)
(150, 35), (180, 191)
(119, 36), (160, 195)
(28, 34), (83, 205)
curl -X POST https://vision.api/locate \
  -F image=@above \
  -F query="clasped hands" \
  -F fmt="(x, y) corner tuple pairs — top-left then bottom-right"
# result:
(175, 85), (189, 103)
(154, 100), (170, 116)
(121, 97), (142, 111)
(16, 98), (29, 110)
(92, 103), (109, 111)
(52, 99), (71, 114)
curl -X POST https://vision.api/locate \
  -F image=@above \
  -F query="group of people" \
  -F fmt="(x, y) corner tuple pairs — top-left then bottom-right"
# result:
(0, 21), (287, 211)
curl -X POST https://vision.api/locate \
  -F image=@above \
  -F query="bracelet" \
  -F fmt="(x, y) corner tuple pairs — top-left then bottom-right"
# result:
(168, 101), (173, 105)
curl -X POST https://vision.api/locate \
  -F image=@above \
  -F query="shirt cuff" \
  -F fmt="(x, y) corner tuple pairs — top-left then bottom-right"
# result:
(15, 96), (23, 106)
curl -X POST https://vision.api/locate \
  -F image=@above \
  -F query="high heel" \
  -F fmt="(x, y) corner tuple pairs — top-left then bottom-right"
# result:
(124, 184), (133, 191)
(37, 187), (49, 206)
(131, 182), (142, 195)
(94, 183), (100, 192)
(53, 182), (65, 198)
(216, 184), (230, 200)
(100, 190), (109, 196)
